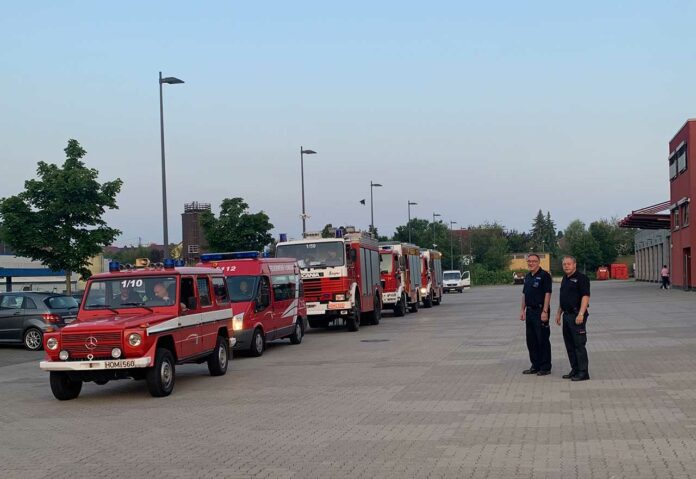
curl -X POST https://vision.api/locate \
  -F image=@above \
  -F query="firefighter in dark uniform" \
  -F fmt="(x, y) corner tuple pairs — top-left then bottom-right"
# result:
(555, 255), (591, 381)
(519, 253), (553, 375)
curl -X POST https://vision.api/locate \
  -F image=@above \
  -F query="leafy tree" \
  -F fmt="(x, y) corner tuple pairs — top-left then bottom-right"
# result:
(201, 198), (273, 252)
(563, 220), (601, 273)
(321, 223), (334, 238)
(505, 229), (532, 252)
(544, 212), (558, 254)
(589, 219), (617, 265)
(468, 222), (510, 271)
(531, 210), (558, 253)
(0, 139), (122, 293)
(392, 218), (456, 265)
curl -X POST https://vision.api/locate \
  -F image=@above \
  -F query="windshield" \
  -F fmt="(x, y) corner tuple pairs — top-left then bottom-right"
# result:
(277, 242), (345, 268)
(380, 254), (393, 274)
(444, 272), (461, 281)
(45, 296), (79, 310)
(226, 275), (259, 303)
(84, 276), (177, 309)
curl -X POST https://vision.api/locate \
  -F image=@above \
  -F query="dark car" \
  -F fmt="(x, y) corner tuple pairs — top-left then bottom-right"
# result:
(0, 292), (79, 351)
(71, 291), (85, 307)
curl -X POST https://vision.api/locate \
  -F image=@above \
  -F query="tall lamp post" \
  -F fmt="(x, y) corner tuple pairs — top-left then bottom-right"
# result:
(407, 201), (417, 243)
(159, 72), (184, 259)
(300, 146), (317, 236)
(370, 181), (383, 235)
(432, 212), (441, 247)
(449, 220), (458, 269)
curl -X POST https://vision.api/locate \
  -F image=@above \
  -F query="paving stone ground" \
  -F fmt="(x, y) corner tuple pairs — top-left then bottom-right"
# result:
(1, 281), (696, 478)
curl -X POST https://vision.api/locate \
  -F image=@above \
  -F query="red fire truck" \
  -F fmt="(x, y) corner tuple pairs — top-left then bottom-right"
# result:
(420, 249), (444, 307)
(40, 261), (235, 400)
(275, 231), (382, 331)
(379, 242), (422, 316)
(198, 251), (307, 357)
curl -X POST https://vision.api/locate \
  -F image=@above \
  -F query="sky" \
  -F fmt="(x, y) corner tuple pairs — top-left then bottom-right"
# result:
(1, 1), (695, 246)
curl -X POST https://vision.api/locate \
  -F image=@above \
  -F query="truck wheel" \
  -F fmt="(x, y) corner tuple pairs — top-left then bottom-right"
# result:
(207, 335), (229, 376)
(409, 298), (419, 313)
(423, 293), (433, 308)
(250, 328), (264, 357)
(370, 296), (382, 325)
(289, 320), (304, 344)
(49, 372), (82, 400)
(347, 298), (360, 332)
(393, 294), (406, 317)
(24, 327), (43, 351)
(146, 347), (176, 397)
(433, 294), (441, 306)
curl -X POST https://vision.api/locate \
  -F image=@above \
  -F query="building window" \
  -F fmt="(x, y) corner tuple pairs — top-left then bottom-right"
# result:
(673, 209), (680, 230)
(683, 203), (690, 227)
(677, 142), (688, 173)
(669, 151), (678, 180)
(188, 244), (199, 254)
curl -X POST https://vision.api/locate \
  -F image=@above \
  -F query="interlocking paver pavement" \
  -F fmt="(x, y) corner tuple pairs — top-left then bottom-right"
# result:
(2, 281), (696, 478)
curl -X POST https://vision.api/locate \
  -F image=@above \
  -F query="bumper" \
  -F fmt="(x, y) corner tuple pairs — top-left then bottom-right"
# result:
(382, 292), (398, 305)
(306, 301), (352, 316)
(233, 329), (253, 350)
(40, 357), (151, 372)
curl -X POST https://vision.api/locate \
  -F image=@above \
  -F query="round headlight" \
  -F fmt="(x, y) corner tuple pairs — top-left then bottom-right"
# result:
(127, 333), (142, 347)
(46, 337), (59, 351)
(111, 348), (122, 359)
(59, 350), (69, 361)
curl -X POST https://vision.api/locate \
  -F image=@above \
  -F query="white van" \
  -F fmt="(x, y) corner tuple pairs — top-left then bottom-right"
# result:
(443, 270), (470, 293)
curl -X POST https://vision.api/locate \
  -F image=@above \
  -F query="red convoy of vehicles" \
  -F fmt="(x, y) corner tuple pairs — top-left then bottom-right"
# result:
(39, 230), (450, 399)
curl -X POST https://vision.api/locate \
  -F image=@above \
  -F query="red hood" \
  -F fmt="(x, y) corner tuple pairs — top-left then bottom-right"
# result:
(62, 311), (177, 332)
(230, 302), (253, 316)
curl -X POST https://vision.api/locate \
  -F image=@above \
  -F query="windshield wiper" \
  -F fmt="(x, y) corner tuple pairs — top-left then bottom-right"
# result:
(87, 305), (120, 314)
(120, 302), (154, 312)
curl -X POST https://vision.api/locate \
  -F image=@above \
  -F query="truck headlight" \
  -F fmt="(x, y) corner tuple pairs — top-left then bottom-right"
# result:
(111, 348), (122, 358)
(46, 337), (59, 350)
(127, 333), (142, 347)
(335, 294), (346, 301)
(59, 350), (69, 360)
(232, 313), (244, 331)
(420, 288), (427, 295)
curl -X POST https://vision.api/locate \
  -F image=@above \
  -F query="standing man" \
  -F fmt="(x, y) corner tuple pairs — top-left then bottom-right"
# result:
(556, 255), (591, 381)
(660, 265), (670, 289)
(519, 253), (553, 376)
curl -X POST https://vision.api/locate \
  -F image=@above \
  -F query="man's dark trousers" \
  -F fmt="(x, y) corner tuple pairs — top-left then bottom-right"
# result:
(562, 312), (588, 374)
(526, 307), (551, 371)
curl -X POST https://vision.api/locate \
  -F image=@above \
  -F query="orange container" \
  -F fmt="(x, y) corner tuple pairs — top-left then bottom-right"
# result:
(610, 263), (629, 280)
(596, 266), (609, 280)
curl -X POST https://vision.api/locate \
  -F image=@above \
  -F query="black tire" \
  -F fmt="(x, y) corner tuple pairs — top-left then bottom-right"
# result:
(347, 298), (360, 332)
(433, 293), (441, 306)
(289, 319), (304, 344)
(207, 335), (229, 376)
(49, 372), (82, 400)
(23, 327), (43, 351)
(393, 294), (406, 317)
(249, 328), (264, 357)
(409, 297), (419, 313)
(370, 296), (382, 325)
(146, 347), (176, 397)
(423, 292), (433, 308)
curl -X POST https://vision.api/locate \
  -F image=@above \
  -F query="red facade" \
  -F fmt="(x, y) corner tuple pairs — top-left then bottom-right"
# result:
(668, 120), (695, 289)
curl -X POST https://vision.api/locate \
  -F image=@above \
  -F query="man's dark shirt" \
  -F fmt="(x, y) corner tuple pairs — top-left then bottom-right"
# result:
(522, 268), (552, 308)
(560, 270), (591, 313)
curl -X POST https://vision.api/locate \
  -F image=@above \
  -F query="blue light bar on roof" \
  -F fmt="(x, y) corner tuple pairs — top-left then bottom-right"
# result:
(163, 258), (176, 269)
(200, 251), (260, 262)
(108, 261), (121, 272)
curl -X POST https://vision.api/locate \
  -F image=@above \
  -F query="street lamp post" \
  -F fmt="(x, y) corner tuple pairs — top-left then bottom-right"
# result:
(370, 181), (383, 236)
(300, 147), (317, 236)
(407, 201), (417, 243)
(449, 220), (458, 269)
(432, 212), (441, 248)
(159, 71), (184, 259)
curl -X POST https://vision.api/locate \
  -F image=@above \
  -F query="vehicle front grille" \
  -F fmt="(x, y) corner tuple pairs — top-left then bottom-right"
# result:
(303, 278), (347, 301)
(61, 332), (122, 360)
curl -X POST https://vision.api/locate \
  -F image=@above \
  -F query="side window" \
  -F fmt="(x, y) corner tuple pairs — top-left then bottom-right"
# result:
(197, 277), (212, 307)
(181, 277), (196, 311)
(212, 277), (229, 305)
(360, 249), (368, 296)
(256, 276), (271, 311)
(0, 295), (22, 309)
(23, 297), (37, 309)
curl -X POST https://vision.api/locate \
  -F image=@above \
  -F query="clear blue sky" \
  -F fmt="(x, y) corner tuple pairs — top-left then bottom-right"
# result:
(1, 1), (694, 245)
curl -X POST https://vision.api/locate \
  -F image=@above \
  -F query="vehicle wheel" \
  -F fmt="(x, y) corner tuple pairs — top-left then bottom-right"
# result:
(409, 298), (419, 313)
(433, 294), (441, 306)
(250, 328), (265, 357)
(370, 296), (382, 325)
(23, 327), (43, 351)
(146, 347), (176, 397)
(423, 293), (433, 308)
(49, 372), (82, 400)
(393, 294), (406, 317)
(289, 319), (304, 345)
(94, 379), (109, 385)
(207, 335), (229, 376)
(347, 298), (360, 332)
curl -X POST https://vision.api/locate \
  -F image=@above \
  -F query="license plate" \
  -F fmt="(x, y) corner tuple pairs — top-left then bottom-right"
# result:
(104, 360), (136, 369)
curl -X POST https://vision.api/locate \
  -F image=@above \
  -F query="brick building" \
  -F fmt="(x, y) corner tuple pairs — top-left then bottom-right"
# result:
(668, 120), (694, 289)
(181, 202), (211, 265)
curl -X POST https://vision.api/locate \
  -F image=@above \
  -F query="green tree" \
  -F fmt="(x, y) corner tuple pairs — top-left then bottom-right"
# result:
(563, 220), (601, 273)
(469, 222), (510, 271)
(392, 219), (454, 264)
(589, 219), (618, 265)
(0, 139), (122, 293)
(531, 210), (546, 251)
(201, 198), (273, 252)
(544, 212), (558, 254)
(505, 229), (532, 252)
(321, 223), (334, 238)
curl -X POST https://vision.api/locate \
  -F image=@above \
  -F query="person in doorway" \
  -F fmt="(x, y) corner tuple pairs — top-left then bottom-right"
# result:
(660, 265), (670, 289)
(556, 255), (591, 381)
(519, 253), (553, 376)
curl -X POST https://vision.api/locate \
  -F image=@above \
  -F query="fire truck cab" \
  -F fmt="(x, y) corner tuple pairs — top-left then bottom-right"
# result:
(40, 261), (235, 400)
(420, 249), (444, 308)
(379, 242), (422, 316)
(275, 231), (382, 332)
(199, 251), (307, 357)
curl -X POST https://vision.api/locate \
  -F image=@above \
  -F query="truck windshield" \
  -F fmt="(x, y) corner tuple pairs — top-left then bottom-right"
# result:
(84, 276), (177, 309)
(277, 242), (345, 268)
(443, 272), (461, 281)
(226, 275), (259, 303)
(380, 254), (393, 274)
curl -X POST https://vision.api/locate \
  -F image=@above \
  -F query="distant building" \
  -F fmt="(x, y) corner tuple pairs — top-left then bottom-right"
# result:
(182, 201), (211, 265)
(509, 253), (551, 273)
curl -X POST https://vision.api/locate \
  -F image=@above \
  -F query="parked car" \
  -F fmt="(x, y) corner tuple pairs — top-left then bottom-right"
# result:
(0, 292), (79, 351)
(443, 270), (471, 293)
